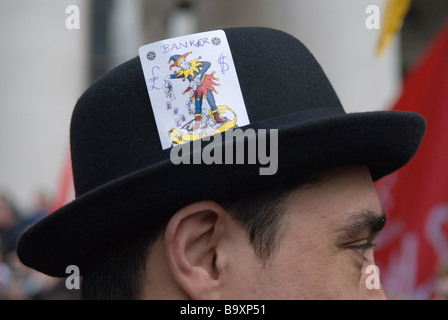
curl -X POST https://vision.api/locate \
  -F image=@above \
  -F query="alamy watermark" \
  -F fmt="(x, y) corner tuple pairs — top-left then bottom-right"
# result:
(64, 5), (379, 31)
(66, 5), (80, 30)
(63, 263), (381, 291)
(65, 265), (80, 290)
(169, 128), (279, 176)
(365, 264), (381, 290)
(365, 5), (380, 30)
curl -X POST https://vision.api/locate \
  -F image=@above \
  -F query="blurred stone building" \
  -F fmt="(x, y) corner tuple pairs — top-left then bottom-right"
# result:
(0, 0), (447, 213)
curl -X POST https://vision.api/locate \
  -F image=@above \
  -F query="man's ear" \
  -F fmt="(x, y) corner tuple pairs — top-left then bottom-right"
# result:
(164, 200), (227, 300)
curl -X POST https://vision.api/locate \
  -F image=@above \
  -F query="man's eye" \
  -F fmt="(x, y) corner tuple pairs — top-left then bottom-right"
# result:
(353, 242), (376, 257)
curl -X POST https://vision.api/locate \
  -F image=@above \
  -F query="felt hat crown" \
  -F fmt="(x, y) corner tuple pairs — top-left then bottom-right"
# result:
(17, 27), (425, 277)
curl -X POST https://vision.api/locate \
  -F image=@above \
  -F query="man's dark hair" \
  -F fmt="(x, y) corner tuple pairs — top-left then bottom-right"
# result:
(81, 174), (324, 300)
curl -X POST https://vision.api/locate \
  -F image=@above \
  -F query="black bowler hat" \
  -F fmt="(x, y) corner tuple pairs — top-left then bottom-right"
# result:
(17, 27), (425, 277)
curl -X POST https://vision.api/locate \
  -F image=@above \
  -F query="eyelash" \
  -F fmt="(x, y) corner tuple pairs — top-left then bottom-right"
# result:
(353, 242), (376, 258)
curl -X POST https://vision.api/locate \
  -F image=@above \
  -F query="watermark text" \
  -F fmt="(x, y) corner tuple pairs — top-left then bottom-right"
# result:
(365, 5), (380, 30)
(65, 265), (80, 289)
(66, 5), (80, 30)
(170, 128), (278, 175)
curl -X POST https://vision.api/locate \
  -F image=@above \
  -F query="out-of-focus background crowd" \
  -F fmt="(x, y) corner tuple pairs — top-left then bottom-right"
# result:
(0, 191), (80, 299)
(1, 0), (448, 299)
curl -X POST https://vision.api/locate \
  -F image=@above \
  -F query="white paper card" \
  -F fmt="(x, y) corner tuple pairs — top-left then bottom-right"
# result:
(139, 30), (250, 150)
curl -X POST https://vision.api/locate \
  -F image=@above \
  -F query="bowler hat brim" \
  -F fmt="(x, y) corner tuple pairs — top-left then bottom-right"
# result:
(17, 106), (425, 277)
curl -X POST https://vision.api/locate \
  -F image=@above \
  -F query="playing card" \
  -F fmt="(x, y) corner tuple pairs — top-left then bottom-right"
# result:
(139, 30), (250, 150)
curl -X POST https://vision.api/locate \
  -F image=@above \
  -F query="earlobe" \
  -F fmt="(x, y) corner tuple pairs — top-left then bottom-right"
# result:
(164, 200), (227, 299)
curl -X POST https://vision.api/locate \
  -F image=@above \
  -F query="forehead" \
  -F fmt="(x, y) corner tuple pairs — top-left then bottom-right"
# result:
(283, 165), (382, 234)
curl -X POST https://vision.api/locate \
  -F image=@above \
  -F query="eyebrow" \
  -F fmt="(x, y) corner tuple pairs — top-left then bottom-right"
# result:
(337, 210), (387, 239)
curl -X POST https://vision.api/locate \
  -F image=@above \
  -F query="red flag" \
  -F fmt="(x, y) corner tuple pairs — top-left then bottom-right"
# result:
(375, 18), (448, 299)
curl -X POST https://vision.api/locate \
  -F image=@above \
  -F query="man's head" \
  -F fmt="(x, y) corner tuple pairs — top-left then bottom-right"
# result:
(82, 165), (386, 299)
(16, 27), (425, 299)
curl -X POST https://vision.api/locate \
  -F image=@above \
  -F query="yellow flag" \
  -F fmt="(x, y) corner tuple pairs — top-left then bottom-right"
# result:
(377, 0), (412, 56)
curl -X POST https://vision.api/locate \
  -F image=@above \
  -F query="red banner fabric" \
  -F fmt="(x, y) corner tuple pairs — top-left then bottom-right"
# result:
(375, 18), (448, 299)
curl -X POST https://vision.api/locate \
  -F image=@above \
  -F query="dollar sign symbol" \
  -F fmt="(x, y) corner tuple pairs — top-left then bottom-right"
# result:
(218, 53), (229, 75)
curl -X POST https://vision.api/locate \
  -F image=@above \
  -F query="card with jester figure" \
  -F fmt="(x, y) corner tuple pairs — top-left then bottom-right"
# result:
(139, 30), (250, 150)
